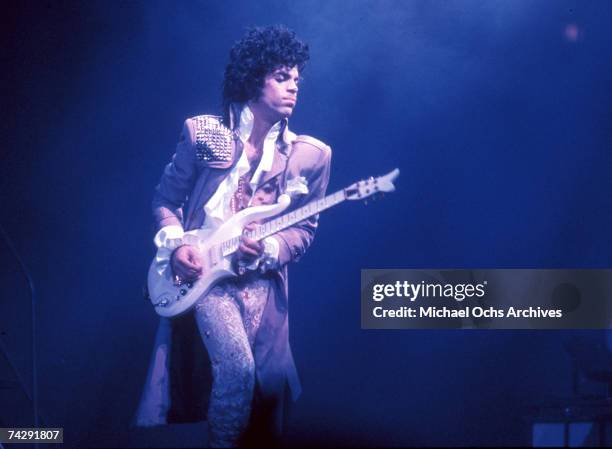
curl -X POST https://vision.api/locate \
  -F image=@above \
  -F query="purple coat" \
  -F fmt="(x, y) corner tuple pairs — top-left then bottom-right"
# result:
(134, 111), (332, 426)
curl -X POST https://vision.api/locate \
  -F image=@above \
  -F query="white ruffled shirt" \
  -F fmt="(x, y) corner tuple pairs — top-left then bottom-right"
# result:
(154, 105), (286, 271)
(203, 105), (280, 228)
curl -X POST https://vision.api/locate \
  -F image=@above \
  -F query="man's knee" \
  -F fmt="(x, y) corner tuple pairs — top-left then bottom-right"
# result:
(215, 352), (256, 392)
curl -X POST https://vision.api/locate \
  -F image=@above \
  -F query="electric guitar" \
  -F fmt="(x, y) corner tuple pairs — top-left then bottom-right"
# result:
(147, 168), (400, 317)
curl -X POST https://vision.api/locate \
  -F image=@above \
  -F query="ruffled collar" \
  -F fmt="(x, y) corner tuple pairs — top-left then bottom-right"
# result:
(235, 104), (280, 178)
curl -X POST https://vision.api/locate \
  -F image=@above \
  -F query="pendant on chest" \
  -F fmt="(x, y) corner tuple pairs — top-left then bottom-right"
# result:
(230, 174), (280, 214)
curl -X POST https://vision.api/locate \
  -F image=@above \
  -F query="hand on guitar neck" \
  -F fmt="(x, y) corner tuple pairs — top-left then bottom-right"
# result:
(235, 222), (264, 266)
(170, 223), (263, 284)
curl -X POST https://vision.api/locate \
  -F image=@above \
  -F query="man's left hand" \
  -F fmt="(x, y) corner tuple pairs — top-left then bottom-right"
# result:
(236, 222), (264, 266)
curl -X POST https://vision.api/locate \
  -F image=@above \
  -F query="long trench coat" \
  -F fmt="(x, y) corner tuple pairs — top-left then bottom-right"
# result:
(134, 110), (332, 430)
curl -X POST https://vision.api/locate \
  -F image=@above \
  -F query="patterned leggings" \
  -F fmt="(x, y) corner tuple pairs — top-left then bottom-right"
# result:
(193, 274), (270, 448)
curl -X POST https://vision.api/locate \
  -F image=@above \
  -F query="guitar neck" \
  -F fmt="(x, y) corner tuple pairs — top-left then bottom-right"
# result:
(221, 189), (347, 257)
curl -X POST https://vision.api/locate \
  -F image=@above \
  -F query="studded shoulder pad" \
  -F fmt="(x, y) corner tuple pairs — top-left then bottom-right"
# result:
(191, 115), (235, 168)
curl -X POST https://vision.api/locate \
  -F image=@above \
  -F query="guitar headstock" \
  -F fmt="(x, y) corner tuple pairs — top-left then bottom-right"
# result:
(344, 168), (400, 201)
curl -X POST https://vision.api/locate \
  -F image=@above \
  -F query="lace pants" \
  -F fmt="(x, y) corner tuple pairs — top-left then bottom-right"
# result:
(194, 274), (270, 448)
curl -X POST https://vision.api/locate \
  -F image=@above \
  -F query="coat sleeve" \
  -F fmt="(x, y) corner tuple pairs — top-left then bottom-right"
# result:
(152, 119), (198, 231)
(273, 142), (332, 266)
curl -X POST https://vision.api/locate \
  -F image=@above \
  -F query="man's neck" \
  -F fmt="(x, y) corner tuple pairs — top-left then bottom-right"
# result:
(247, 116), (274, 150)
(246, 102), (283, 149)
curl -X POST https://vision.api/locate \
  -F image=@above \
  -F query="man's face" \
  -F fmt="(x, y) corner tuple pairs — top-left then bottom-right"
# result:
(250, 65), (300, 123)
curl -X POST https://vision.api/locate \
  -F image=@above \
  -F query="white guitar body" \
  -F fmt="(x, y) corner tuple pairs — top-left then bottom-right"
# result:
(147, 195), (291, 318)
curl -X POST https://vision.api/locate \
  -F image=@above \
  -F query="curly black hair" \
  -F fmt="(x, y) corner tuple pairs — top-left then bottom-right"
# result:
(222, 25), (309, 116)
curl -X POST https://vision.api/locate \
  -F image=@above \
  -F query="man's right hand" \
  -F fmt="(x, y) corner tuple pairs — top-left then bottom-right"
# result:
(171, 245), (203, 283)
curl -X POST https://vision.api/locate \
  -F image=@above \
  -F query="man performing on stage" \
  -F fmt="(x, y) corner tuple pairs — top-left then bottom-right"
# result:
(135, 25), (332, 447)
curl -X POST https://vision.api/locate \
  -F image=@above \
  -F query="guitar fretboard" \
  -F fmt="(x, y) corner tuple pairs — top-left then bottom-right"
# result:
(220, 189), (346, 257)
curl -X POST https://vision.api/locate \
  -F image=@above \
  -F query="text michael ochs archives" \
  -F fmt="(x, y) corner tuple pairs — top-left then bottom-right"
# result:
(370, 280), (563, 320)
